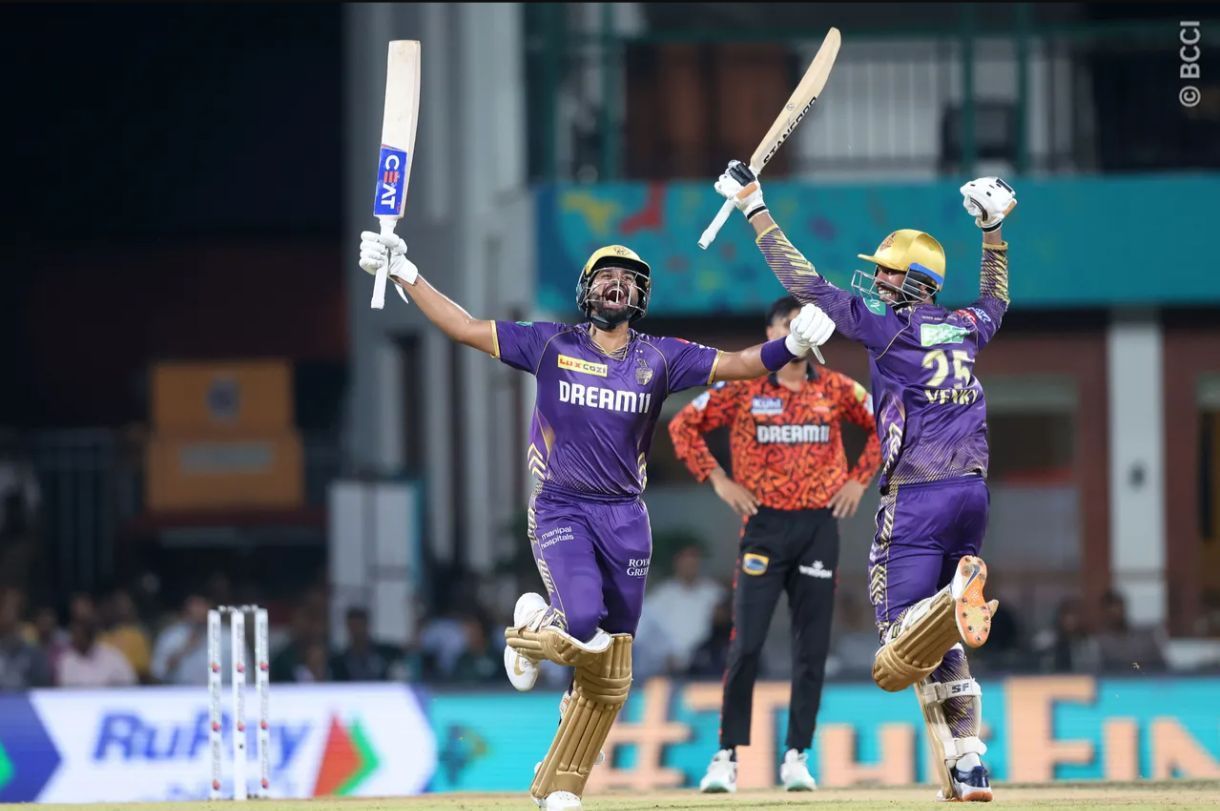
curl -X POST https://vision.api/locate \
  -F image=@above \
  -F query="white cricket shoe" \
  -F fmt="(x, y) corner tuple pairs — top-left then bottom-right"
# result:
(504, 592), (547, 691)
(540, 790), (581, 810)
(780, 748), (817, 791)
(946, 758), (993, 802)
(699, 749), (737, 793)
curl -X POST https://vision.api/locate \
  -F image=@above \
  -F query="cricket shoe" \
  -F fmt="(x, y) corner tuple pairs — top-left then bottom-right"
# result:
(779, 748), (817, 791)
(504, 592), (548, 691)
(699, 749), (737, 793)
(944, 762), (993, 802)
(951, 556), (999, 649)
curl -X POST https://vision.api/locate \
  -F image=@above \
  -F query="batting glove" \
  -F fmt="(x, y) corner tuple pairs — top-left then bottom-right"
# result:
(714, 160), (768, 220)
(785, 303), (835, 356)
(359, 231), (419, 285)
(960, 177), (1017, 232)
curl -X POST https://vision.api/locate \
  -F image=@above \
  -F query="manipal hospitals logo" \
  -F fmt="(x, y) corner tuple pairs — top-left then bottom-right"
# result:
(0, 696), (61, 802)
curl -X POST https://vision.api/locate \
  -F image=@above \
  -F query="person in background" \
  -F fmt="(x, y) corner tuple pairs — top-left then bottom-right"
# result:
(640, 544), (726, 675)
(330, 606), (402, 682)
(58, 609), (136, 687)
(668, 295), (880, 792)
(100, 587), (152, 683)
(295, 640), (333, 683)
(271, 606), (327, 684)
(687, 596), (734, 679)
(1033, 597), (1100, 674)
(449, 613), (500, 684)
(31, 604), (69, 677)
(0, 586), (52, 690)
(1096, 589), (1167, 673)
(151, 593), (212, 685)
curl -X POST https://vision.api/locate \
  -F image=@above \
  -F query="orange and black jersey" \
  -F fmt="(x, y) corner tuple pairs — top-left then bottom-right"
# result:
(668, 365), (882, 511)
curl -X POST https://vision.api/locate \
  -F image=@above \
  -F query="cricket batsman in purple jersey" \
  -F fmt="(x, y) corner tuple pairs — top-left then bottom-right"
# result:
(714, 162), (1018, 803)
(358, 235), (835, 810)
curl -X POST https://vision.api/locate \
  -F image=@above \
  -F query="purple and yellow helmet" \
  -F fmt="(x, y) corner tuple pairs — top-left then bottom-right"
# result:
(851, 229), (946, 304)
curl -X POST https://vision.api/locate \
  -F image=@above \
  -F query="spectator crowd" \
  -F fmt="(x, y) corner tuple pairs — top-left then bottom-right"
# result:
(0, 551), (1208, 693)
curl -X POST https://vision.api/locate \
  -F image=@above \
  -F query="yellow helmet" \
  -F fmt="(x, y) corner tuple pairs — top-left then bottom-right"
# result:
(576, 245), (652, 326)
(857, 229), (946, 289)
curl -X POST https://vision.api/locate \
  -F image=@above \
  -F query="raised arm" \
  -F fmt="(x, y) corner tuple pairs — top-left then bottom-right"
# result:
(713, 161), (903, 350)
(957, 178), (1017, 348)
(359, 231), (496, 355)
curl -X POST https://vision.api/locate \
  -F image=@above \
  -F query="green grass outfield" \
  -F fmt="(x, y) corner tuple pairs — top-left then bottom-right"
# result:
(5, 782), (1220, 811)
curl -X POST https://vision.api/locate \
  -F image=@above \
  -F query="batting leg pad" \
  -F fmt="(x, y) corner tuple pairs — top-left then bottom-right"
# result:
(871, 555), (997, 692)
(915, 663), (987, 800)
(531, 634), (632, 801)
(506, 620), (613, 669)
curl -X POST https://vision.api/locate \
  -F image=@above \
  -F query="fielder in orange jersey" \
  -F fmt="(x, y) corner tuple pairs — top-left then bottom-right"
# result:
(668, 296), (880, 793)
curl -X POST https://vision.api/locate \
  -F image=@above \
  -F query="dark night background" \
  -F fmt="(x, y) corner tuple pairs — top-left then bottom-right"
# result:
(1, 4), (345, 429)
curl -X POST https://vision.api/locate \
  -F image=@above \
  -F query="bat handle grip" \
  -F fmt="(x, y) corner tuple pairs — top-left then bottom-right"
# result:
(370, 217), (397, 310)
(697, 199), (736, 250)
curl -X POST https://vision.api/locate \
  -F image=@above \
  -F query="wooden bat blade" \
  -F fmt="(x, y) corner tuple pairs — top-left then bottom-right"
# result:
(381, 41), (421, 181)
(698, 27), (840, 251)
(750, 26), (840, 172)
(371, 40), (421, 310)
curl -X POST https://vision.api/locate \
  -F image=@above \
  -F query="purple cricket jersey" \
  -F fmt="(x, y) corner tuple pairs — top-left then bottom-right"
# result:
(492, 320), (721, 499)
(755, 225), (1010, 493)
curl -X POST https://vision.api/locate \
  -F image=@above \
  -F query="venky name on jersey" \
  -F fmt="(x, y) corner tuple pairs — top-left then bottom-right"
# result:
(924, 387), (981, 405)
(755, 424), (830, 444)
(557, 354), (608, 377)
(559, 380), (653, 413)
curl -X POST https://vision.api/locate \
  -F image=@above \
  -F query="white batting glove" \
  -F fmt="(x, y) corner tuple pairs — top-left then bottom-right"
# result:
(960, 177), (1017, 232)
(784, 303), (835, 356)
(359, 231), (419, 285)
(714, 160), (767, 220)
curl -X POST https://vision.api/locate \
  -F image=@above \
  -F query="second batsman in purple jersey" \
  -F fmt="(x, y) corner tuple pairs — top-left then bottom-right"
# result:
(357, 234), (833, 811)
(713, 163), (1017, 804)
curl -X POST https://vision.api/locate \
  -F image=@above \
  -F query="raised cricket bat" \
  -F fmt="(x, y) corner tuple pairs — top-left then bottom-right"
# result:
(698, 27), (840, 251)
(370, 40), (421, 309)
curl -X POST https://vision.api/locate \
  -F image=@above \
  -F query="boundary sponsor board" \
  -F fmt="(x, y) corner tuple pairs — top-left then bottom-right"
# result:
(3, 677), (1217, 800)
(426, 676), (1220, 791)
(0, 685), (434, 802)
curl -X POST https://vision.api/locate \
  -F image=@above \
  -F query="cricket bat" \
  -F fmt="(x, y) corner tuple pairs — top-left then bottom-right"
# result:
(698, 27), (840, 251)
(370, 40), (421, 309)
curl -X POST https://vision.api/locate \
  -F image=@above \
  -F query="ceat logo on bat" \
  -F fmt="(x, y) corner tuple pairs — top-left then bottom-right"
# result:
(372, 145), (409, 217)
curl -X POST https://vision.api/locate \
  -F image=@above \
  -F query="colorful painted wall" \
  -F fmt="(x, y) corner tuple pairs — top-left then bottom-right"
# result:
(535, 176), (1218, 316)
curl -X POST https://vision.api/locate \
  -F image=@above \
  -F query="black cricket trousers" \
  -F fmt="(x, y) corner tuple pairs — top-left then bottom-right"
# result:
(718, 506), (839, 752)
